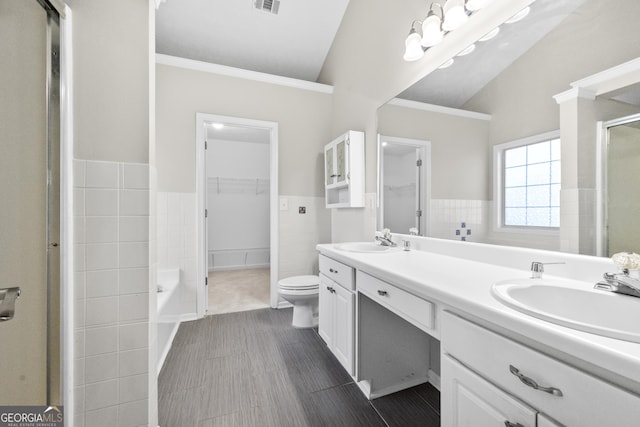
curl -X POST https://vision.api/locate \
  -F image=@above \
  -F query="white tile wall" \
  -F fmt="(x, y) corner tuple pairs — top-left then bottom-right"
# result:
(430, 199), (490, 242)
(157, 192), (197, 315)
(74, 160), (151, 427)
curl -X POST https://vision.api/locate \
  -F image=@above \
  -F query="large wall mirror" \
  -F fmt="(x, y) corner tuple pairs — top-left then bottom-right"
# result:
(377, 0), (640, 256)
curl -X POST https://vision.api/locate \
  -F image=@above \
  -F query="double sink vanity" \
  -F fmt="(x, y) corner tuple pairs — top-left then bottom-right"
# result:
(316, 238), (640, 426)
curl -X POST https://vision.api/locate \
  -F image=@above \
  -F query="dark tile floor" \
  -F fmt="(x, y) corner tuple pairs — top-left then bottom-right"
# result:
(158, 308), (440, 426)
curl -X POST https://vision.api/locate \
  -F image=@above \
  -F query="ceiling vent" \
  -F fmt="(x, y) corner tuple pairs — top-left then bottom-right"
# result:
(254, 0), (280, 15)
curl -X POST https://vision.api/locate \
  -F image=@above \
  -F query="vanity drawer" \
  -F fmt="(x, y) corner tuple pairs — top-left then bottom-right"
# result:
(319, 255), (354, 290)
(357, 271), (434, 332)
(442, 311), (640, 426)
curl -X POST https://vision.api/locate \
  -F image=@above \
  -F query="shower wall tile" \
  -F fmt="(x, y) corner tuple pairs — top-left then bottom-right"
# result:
(122, 163), (149, 190)
(86, 270), (118, 298)
(86, 243), (118, 271)
(85, 353), (118, 384)
(85, 326), (118, 357)
(120, 190), (149, 216)
(85, 379), (119, 411)
(85, 217), (118, 243)
(118, 399), (149, 427)
(74, 159), (153, 426)
(85, 189), (118, 216)
(119, 348), (148, 377)
(74, 160), (86, 188)
(86, 161), (119, 189)
(85, 296), (118, 326)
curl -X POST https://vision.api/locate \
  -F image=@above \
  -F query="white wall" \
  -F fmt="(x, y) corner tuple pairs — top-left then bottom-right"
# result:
(156, 62), (333, 312)
(65, 0), (156, 425)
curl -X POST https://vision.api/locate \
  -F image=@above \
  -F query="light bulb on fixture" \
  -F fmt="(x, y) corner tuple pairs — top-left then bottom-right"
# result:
(438, 58), (454, 69)
(442, 0), (468, 32)
(403, 26), (425, 62)
(457, 44), (475, 57)
(421, 4), (444, 47)
(465, 0), (493, 12)
(478, 26), (500, 42)
(505, 6), (530, 24)
(211, 123), (224, 130)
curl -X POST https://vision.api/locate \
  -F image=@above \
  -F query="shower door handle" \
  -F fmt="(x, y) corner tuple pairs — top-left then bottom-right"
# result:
(0, 287), (21, 322)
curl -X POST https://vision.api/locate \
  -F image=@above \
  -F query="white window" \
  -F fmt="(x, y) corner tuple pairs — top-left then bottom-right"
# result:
(494, 131), (561, 229)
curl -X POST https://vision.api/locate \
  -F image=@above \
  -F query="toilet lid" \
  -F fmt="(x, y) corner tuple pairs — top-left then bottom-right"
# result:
(278, 275), (320, 290)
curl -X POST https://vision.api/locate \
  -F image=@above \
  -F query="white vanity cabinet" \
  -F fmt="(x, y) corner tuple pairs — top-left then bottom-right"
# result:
(324, 130), (364, 208)
(318, 255), (355, 374)
(441, 311), (640, 427)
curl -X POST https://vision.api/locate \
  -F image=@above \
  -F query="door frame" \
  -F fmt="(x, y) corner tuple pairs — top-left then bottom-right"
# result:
(597, 112), (640, 256)
(195, 113), (279, 317)
(377, 135), (431, 236)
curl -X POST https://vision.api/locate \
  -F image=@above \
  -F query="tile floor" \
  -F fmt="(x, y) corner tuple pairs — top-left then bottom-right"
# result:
(158, 308), (440, 426)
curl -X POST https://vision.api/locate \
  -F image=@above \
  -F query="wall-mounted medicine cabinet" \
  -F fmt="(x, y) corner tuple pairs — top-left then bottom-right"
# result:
(325, 130), (365, 208)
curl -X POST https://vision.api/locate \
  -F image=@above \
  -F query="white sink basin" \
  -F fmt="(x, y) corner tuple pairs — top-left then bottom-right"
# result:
(334, 242), (396, 253)
(492, 278), (640, 343)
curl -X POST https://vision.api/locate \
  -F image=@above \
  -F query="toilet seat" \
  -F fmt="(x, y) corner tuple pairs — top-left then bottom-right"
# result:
(278, 275), (319, 291)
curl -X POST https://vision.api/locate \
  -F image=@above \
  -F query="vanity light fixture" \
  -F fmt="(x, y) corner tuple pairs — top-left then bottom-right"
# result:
(421, 3), (444, 47)
(442, 0), (468, 31)
(403, 22), (425, 62)
(403, 0), (523, 62)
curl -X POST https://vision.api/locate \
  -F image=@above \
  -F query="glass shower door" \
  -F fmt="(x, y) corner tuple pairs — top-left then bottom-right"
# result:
(606, 118), (640, 256)
(0, 0), (60, 405)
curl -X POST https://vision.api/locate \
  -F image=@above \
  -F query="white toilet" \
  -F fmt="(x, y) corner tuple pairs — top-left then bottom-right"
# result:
(278, 275), (320, 328)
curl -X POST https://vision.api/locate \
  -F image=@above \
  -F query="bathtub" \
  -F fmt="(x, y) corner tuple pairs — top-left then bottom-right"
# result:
(157, 268), (181, 372)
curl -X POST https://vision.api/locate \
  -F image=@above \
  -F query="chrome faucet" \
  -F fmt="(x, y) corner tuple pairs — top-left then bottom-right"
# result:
(376, 229), (397, 247)
(594, 270), (640, 298)
(530, 261), (565, 279)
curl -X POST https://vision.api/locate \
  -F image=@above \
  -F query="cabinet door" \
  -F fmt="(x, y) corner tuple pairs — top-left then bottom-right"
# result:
(333, 283), (354, 374)
(442, 355), (537, 427)
(325, 144), (335, 186)
(318, 274), (334, 346)
(335, 138), (348, 186)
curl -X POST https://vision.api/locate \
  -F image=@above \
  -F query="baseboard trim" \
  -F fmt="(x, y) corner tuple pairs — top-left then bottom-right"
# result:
(428, 369), (441, 391)
(277, 300), (293, 309)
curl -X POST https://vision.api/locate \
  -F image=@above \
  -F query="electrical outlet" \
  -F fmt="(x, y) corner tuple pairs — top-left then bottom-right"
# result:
(298, 206), (306, 214)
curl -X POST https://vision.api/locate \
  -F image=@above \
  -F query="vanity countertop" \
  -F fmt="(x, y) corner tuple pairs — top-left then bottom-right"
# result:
(317, 242), (640, 394)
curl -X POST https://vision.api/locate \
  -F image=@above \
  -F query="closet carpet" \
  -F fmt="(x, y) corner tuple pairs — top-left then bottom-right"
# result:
(207, 268), (270, 315)
(158, 307), (440, 426)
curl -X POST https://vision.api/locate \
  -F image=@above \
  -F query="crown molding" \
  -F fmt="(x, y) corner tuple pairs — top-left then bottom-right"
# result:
(553, 87), (597, 104)
(387, 98), (492, 121)
(156, 54), (334, 94)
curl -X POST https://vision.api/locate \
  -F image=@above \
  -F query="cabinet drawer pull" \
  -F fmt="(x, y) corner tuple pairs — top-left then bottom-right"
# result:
(504, 422), (524, 427)
(330, 174), (338, 178)
(509, 365), (563, 397)
(329, 268), (338, 274)
(326, 286), (335, 294)
(377, 290), (388, 296)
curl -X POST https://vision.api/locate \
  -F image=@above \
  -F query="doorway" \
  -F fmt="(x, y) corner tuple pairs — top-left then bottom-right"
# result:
(377, 135), (431, 236)
(601, 114), (640, 256)
(196, 114), (278, 317)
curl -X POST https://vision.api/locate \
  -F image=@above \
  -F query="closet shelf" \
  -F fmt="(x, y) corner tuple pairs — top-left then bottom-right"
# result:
(207, 176), (270, 195)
